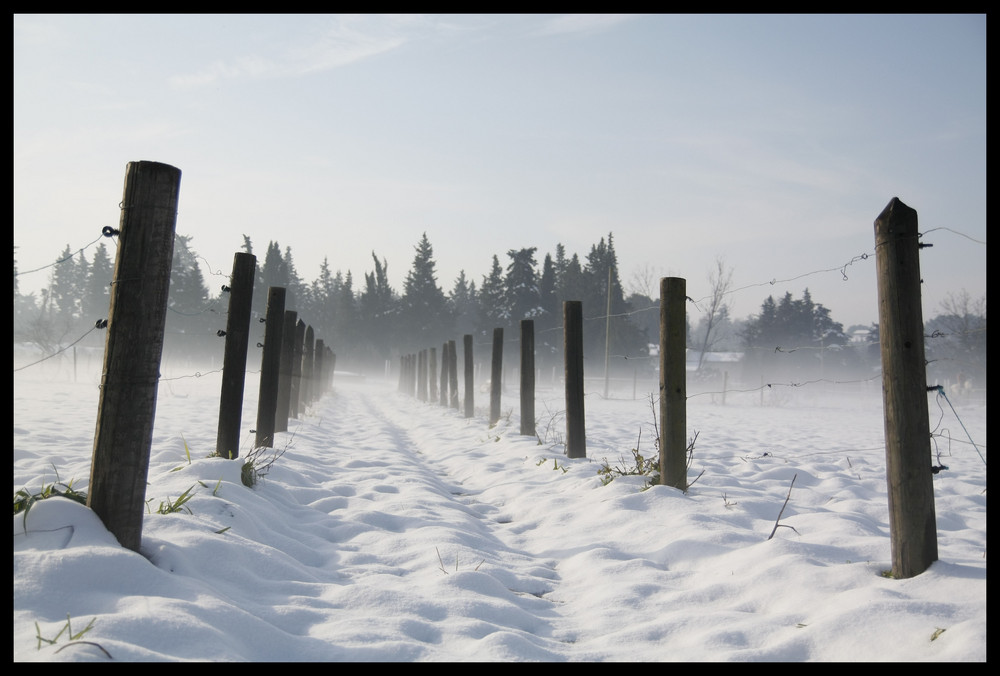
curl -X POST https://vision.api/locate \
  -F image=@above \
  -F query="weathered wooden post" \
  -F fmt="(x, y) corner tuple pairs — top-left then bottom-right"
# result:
(314, 339), (325, 400)
(429, 347), (438, 403)
(254, 286), (286, 449)
(564, 301), (586, 458)
(463, 334), (474, 418)
(290, 319), (305, 418)
(301, 325), (315, 407)
(520, 320), (535, 436)
(275, 310), (297, 432)
(440, 342), (449, 406)
(216, 252), (257, 458)
(490, 328), (504, 426)
(448, 339), (459, 409)
(875, 197), (938, 578)
(418, 349), (428, 402)
(660, 277), (687, 490)
(88, 160), (181, 553)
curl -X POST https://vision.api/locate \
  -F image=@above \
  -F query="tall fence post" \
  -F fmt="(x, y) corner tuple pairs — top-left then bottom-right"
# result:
(520, 319), (535, 436)
(490, 328), (503, 426)
(88, 160), (181, 553)
(564, 301), (586, 458)
(464, 334), (474, 418)
(275, 310), (296, 432)
(659, 277), (688, 490)
(874, 197), (938, 578)
(216, 252), (257, 458)
(254, 287), (286, 449)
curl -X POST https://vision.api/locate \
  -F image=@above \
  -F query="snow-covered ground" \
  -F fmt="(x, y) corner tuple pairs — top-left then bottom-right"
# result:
(13, 353), (987, 662)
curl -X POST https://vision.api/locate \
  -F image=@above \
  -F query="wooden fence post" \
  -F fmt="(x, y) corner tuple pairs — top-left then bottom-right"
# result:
(418, 349), (428, 402)
(659, 277), (688, 490)
(429, 347), (438, 403)
(302, 325), (315, 407)
(88, 160), (181, 553)
(564, 301), (586, 458)
(440, 342), (449, 406)
(448, 339), (459, 409)
(290, 319), (305, 418)
(216, 252), (257, 458)
(520, 320), (535, 436)
(275, 310), (296, 432)
(490, 328), (503, 426)
(464, 334), (474, 418)
(254, 287), (286, 449)
(314, 339), (325, 400)
(875, 197), (938, 578)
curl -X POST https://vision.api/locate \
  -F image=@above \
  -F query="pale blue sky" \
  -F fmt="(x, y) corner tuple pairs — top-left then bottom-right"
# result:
(14, 14), (986, 328)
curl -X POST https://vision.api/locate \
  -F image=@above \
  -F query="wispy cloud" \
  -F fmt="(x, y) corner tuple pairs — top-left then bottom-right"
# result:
(532, 14), (636, 37)
(168, 15), (420, 89)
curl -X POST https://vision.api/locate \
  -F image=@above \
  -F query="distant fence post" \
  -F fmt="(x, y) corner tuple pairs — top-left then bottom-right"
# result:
(874, 197), (938, 578)
(490, 328), (503, 426)
(216, 252), (257, 458)
(659, 277), (688, 491)
(88, 160), (181, 553)
(314, 339), (325, 400)
(418, 349), (428, 402)
(440, 342), (449, 406)
(290, 319), (305, 418)
(464, 334), (474, 418)
(564, 301), (586, 458)
(275, 310), (297, 432)
(302, 325), (315, 407)
(520, 320), (535, 436)
(429, 347), (438, 403)
(448, 339), (460, 409)
(254, 286), (286, 449)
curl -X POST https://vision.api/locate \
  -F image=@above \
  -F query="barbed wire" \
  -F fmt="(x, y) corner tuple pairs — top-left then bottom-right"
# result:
(14, 232), (111, 279)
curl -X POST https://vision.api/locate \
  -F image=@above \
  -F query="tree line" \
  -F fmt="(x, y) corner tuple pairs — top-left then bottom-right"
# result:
(14, 235), (984, 390)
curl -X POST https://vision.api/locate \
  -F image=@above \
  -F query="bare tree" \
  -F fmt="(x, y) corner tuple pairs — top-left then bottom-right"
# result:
(695, 257), (734, 371)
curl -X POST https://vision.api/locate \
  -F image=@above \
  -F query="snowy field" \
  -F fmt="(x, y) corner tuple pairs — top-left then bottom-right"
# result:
(13, 351), (987, 662)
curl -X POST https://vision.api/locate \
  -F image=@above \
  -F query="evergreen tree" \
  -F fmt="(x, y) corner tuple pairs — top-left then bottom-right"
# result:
(504, 247), (542, 324)
(83, 242), (113, 324)
(538, 253), (558, 327)
(740, 289), (846, 380)
(165, 234), (214, 361)
(310, 257), (338, 342)
(283, 246), (309, 313)
(450, 270), (479, 337)
(47, 244), (83, 323)
(478, 254), (507, 335)
(400, 233), (448, 350)
(332, 270), (359, 358)
(359, 252), (397, 364)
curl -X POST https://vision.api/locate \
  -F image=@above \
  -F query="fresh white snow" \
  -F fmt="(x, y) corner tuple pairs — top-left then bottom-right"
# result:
(13, 355), (987, 662)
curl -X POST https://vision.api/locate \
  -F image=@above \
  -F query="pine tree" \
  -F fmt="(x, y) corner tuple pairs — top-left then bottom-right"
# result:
(83, 242), (113, 324)
(450, 270), (479, 337)
(478, 254), (507, 335)
(504, 247), (542, 324)
(359, 252), (397, 363)
(400, 233), (448, 350)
